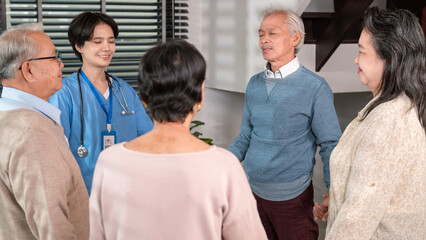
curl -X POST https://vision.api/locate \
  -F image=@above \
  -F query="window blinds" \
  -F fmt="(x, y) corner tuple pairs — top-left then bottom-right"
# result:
(1, 0), (188, 90)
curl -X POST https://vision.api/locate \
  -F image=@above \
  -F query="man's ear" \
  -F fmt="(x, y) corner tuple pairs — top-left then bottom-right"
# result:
(20, 61), (36, 83)
(291, 31), (302, 47)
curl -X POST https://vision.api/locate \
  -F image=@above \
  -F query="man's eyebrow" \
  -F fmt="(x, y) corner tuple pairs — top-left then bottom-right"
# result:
(259, 27), (278, 32)
(91, 36), (115, 40)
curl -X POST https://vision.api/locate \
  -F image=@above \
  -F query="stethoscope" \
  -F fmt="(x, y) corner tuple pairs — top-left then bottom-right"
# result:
(76, 68), (134, 157)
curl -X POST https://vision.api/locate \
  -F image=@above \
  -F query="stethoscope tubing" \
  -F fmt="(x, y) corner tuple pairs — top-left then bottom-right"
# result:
(76, 68), (131, 157)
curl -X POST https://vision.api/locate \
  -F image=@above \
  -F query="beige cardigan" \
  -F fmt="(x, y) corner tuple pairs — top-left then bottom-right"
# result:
(326, 95), (426, 239)
(0, 109), (89, 240)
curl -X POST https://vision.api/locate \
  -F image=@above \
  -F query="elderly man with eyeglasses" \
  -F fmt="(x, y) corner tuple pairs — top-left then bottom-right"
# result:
(0, 23), (89, 240)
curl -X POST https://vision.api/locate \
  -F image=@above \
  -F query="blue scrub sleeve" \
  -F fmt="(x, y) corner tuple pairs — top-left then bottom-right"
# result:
(127, 86), (153, 136)
(49, 88), (73, 139)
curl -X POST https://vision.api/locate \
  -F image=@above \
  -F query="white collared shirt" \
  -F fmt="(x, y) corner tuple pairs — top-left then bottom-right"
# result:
(263, 57), (301, 94)
(0, 87), (61, 125)
(264, 57), (301, 79)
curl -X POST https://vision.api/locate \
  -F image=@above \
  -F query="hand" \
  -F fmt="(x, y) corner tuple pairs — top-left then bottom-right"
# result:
(314, 193), (329, 222)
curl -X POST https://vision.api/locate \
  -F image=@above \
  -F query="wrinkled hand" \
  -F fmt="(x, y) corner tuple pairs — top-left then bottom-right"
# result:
(314, 193), (329, 222)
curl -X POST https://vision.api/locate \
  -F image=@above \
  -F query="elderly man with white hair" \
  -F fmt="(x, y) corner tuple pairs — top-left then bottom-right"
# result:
(0, 23), (89, 240)
(229, 6), (342, 240)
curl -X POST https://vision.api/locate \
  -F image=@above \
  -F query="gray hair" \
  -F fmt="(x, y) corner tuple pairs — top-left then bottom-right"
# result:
(0, 23), (44, 81)
(260, 6), (305, 54)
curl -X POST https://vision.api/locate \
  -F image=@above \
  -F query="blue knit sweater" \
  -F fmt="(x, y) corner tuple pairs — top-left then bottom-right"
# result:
(229, 66), (341, 201)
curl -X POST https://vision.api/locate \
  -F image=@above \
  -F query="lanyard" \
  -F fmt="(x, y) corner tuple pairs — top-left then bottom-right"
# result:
(79, 70), (113, 132)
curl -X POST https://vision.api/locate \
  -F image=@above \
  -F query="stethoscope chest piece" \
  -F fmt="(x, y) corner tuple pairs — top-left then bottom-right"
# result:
(121, 110), (135, 115)
(76, 69), (134, 158)
(77, 145), (88, 158)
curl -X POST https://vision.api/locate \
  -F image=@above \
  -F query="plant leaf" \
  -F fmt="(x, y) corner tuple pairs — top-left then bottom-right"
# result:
(199, 138), (213, 145)
(192, 131), (203, 138)
(190, 120), (205, 130)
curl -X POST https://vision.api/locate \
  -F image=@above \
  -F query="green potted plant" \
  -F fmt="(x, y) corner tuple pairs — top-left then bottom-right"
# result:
(190, 120), (213, 145)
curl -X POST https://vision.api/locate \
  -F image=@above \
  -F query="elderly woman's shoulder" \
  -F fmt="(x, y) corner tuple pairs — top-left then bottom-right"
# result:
(372, 94), (413, 116)
(366, 94), (423, 135)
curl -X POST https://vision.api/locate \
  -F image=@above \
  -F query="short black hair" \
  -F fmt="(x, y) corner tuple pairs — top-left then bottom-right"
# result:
(68, 12), (119, 61)
(138, 39), (206, 123)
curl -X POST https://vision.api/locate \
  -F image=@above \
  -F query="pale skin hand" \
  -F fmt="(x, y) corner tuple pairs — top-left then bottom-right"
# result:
(314, 193), (329, 221)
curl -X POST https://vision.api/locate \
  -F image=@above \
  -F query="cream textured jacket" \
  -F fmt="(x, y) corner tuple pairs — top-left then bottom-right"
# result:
(326, 95), (426, 240)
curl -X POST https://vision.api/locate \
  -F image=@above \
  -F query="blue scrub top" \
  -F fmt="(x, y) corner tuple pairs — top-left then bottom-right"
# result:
(49, 72), (153, 194)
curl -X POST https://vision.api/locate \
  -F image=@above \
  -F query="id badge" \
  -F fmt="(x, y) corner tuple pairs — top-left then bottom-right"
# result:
(101, 130), (116, 150)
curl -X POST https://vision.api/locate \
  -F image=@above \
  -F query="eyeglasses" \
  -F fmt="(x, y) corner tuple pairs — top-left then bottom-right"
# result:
(19, 51), (62, 70)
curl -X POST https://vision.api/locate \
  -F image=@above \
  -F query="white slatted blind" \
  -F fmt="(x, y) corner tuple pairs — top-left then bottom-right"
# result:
(105, 0), (162, 86)
(1, 0), (188, 91)
(174, 0), (188, 39)
(9, 0), (38, 25)
(41, 0), (102, 77)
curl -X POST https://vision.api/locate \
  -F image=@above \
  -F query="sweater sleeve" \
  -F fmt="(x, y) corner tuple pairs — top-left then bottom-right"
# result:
(9, 116), (79, 240)
(228, 81), (253, 162)
(311, 82), (341, 189)
(326, 112), (408, 240)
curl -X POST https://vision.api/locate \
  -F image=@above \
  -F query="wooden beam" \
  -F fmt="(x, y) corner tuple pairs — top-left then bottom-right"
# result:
(386, 0), (425, 12)
(333, 0), (347, 13)
(387, 0), (426, 40)
(315, 0), (373, 71)
(302, 12), (333, 44)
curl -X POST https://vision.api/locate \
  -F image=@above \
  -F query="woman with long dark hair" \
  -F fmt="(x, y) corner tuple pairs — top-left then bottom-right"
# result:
(315, 7), (425, 239)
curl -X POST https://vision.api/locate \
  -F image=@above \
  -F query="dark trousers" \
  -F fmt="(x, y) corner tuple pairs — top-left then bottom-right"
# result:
(253, 183), (318, 240)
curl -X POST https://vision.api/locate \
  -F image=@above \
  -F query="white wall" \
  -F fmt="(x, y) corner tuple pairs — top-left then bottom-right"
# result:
(189, 0), (387, 92)
(185, 0), (383, 147)
(197, 0), (378, 93)
(187, 0), (378, 148)
(304, 0), (334, 12)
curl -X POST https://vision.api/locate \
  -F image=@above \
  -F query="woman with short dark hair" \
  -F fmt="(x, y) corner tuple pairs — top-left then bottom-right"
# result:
(89, 39), (267, 240)
(314, 7), (426, 239)
(49, 12), (153, 194)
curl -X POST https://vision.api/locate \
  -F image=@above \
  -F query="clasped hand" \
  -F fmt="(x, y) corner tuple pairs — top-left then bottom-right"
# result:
(314, 193), (329, 222)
